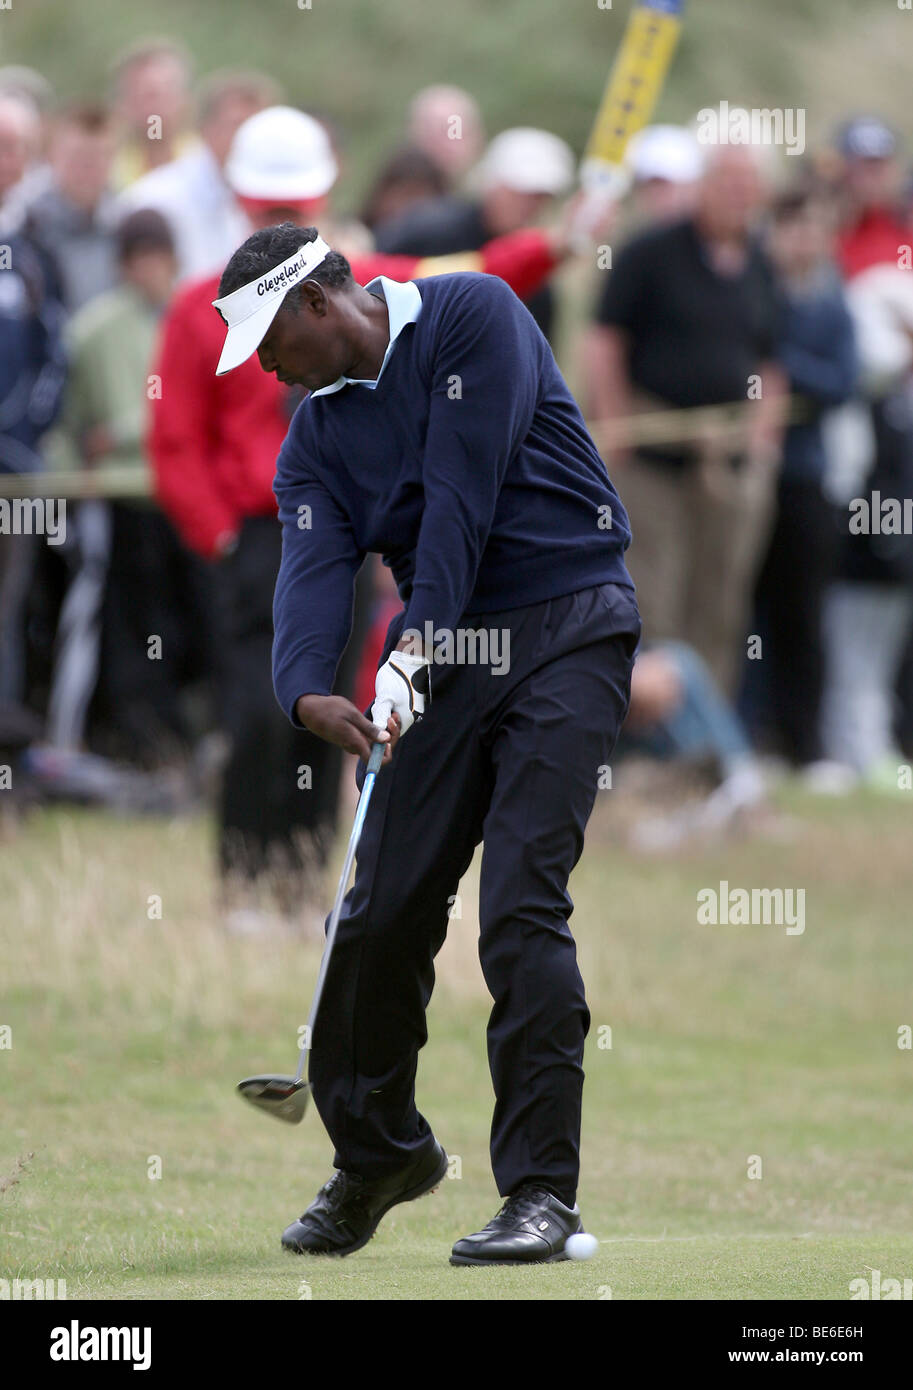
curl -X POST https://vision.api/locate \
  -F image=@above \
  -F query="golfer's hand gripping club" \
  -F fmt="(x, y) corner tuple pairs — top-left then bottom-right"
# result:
(371, 650), (431, 737)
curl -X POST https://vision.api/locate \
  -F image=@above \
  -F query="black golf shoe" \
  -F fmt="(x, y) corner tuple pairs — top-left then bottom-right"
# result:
(450, 1184), (583, 1265)
(281, 1141), (449, 1256)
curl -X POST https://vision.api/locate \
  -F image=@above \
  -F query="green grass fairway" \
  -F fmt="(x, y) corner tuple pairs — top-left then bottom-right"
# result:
(2, 790), (911, 1300)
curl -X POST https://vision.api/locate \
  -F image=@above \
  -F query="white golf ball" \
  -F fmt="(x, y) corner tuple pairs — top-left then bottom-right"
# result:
(565, 1232), (598, 1261)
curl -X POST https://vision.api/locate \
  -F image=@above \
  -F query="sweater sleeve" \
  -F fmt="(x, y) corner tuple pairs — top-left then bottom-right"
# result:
(474, 229), (558, 302)
(351, 230), (557, 304)
(272, 431), (366, 721)
(401, 277), (540, 638)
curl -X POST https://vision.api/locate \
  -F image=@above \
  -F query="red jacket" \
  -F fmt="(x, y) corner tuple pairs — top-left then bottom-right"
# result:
(148, 232), (558, 558)
(837, 206), (912, 281)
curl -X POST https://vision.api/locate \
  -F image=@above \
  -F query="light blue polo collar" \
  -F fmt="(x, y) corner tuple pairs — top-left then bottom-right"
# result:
(310, 275), (423, 397)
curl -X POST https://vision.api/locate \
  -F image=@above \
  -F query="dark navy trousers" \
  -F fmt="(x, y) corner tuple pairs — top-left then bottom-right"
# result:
(309, 581), (640, 1206)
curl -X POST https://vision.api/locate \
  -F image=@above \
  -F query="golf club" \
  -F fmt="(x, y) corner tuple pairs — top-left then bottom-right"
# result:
(236, 735), (388, 1123)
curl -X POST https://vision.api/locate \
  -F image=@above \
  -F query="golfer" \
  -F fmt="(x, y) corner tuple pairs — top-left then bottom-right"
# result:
(214, 224), (640, 1265)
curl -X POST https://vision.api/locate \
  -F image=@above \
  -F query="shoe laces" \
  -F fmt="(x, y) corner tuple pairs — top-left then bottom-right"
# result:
(324, 1170), (367, 1204)
(298, 1170), (367, 1223)
(292, 1171), (366, 1242)
(492, 1185), (552, 1227)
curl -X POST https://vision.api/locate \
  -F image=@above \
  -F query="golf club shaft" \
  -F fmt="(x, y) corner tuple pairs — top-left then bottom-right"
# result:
(294, 739), (387, 1082)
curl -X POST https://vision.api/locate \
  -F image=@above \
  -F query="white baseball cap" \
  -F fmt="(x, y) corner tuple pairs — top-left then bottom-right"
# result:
(212, 235), (331, 375)
(478, 127), (575, 195)
(225, 106), (338, 202)
(626, 125), (704, 184)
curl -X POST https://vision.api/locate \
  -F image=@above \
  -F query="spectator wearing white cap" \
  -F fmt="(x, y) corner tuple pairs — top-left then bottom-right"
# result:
(624, 124), (703, 226)
(375, 127), (575, 341)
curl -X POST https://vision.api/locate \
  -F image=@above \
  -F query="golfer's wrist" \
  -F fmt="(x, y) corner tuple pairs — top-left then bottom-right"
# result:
(294, 692), (328, 728)
(395, 635), (429, 659)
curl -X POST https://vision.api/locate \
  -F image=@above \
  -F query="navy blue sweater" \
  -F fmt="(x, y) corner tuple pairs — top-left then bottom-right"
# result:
(272, 272), (633, 718)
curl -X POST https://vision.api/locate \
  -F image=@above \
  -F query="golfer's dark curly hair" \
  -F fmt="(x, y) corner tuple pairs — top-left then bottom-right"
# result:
(218, 224), (353, 313)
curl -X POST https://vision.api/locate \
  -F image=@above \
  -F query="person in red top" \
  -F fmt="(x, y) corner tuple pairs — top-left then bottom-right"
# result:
(834, 116), (911, 281)
(147, 106), (590, 933)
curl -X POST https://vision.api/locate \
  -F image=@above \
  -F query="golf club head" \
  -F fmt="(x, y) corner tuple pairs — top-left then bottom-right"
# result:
(236, 1074), (311, 1125)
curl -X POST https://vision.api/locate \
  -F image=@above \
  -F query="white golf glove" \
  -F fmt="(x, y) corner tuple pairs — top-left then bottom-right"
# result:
(371, 651), (431, 737)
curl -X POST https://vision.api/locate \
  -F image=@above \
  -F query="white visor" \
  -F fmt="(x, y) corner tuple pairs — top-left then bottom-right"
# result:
(212, 235), (332, 376)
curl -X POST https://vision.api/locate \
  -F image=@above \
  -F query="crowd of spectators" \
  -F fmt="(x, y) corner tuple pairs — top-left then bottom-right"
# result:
(1, 37), (912, 926)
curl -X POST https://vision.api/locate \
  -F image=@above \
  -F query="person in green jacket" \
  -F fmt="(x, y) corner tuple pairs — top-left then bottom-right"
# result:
(46, 209), (216, 764)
